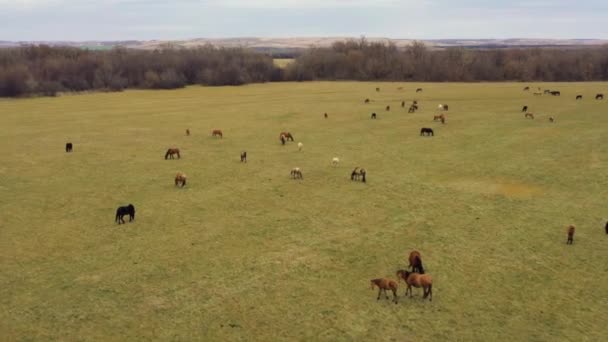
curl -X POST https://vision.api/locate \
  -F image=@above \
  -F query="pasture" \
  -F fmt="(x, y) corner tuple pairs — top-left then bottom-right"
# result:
(1, 82), (607, 341)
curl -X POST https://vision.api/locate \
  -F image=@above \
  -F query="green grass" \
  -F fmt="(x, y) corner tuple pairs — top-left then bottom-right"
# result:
(1, 82), (608, 341)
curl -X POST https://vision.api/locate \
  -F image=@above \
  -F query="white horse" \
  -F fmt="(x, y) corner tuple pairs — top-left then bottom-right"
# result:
(332, 157), (340, 166)
(298, 142), (303, 151)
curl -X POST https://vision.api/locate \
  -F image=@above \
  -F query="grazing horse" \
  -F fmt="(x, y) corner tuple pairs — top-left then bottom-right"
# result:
(549, 117), (555, 123)
(371, 113), (377, 119)
(386, 105), (391, 111)
(298, 142), (303, 151)
(370, 278), (399, 304)
(65, 142), (73, 153)
(324, 113), (328, 118)
(401, 101), (406, 108)
(597, 94), (604, 100)
(350, 167), (366, 182)
(364, 98), (370, 104)
(544, 89), (551, 94)
(332, 157), (339, 166)
(524, 86), (530, 91)
(576, 95), (583, 100)
(165, 148), (181, 159)
(525, 113), (534, 119)
(212, 129), (223, 138)
(522, 106), (528, 112)
(241, 151), (247, 163)
(280, 132), (294, 141)
(550, 91), (561, 96)
(115, 204), (135, 224)
(420, 128), (434, 136)
(280, 134), (286, 145)
(567, 225), (575, 245)
(175, 172), (187, 187)
(416, 88), (423, 93)
(408, 104), (418, 113)
(408, 251), (425, 274)
(433, 114), (445, 122)
(396, 270), (433, 301)
(291, 167), (303, 179)
(186, 129), (190, 136)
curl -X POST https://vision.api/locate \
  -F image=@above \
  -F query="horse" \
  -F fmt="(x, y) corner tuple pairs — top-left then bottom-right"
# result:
(291, 167), (303, 179)
(175, 172), (187, 187)
(370, 278), (399, 304)
(324, 113), (328, 119)
(605, 220), (608, 235)
(544, 89), (551, 94)
(549, 117), (555, 123)
(396, 270), (433, 301)
(433, 114), (444, 121)
(332, 157), (339, 166)
(386, 105), (390, 111)
(522, 106), (528, 112)
(241, 151), (247, 163)
(596, 94), (604, 100)
(533, 92), (543, 96)
(364, 98), (370, 104)
(359, 168), (366, 183)
(408, 251), (425, 274)
(280, 132), (294, 141)
(351, 167), (360, 181)
(371, 113), (377, 119)
(376, 87), (380, 92)
(420, 128), (434, 136)
(408, 105), (417, 113)
(576, 95), (583, 100)
(212, 129), (223, 138)
(186, 129), (190, 136)
(416, 88), (423, 93)
(567, 225), (575, 245)
(401, 101), (406, 108)
(438, 104), (448, 111)
(115, 204), (135, 224)
(65, 142), (73, 153)
(440, 116), (445, 124)
(298, 142), (303, 151)
(523, 86), (530, 91)
(165, 148), (181, 159)
(551, 91), (561, 96)
(525, 113), (534, 119)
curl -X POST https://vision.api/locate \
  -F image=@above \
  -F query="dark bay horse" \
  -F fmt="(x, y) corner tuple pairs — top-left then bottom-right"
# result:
(65, 142), (73, 153)
(115, 204), (135, 224)
(420, 128), (434, 136)
(165, 148), (180, 159)
(241, 151), (247, 162)
(212, 129), (223, 138)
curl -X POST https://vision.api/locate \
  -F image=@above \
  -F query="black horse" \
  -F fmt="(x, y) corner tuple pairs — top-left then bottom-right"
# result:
(522, 106), (528, 112)
(550, 91), (561, 96)
(576, 95), (583, 100)
(597, 94), (604, 100)
(65, 142), (73, 153)
(115, 204), (135, 224)
(420, 128), (434, 136)
(371, 113), (377, 119)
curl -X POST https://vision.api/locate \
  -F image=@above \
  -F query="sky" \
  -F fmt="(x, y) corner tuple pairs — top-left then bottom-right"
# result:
(0, 0), (607, 41)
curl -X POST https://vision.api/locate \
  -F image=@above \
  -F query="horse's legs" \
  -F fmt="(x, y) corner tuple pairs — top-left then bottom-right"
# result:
(377, 288), (382, 300)
(392, 289), (398, 304)
(385, 289), (389, 300)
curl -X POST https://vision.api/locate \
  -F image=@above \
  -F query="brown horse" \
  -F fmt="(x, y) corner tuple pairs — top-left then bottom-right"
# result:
(416, 88), (423, 93)
(549, 117), (555, 123)
(576, 95), (583, 100)
(386, 105), (391, 111)
(280, 132), (294, 141)
(324, 113), (328, 118)
(408, 105), (417, 113)
(525, 113), (535, 119)
(567, 225), (575, 245)
(370, 278), (399, 304)
(364, 98), (370, 104)
(212, 129), (223, 138)
(186, 129), (190, 136)
(401, 101), (406, 108)
(291, 167), (303, 179)
(280, 134), (286, 145)
(240, 151), (247, 163)
(175, 172), (187, 187)
(408, 251), (425, 274)
(396, 270), (433, 301)
(165, 148), (180, 159)
(433, 114), (445, 122)
(524, 86), (530, 91)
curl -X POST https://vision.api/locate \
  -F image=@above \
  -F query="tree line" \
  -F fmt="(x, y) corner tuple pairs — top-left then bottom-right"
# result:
(1, 40), (608, 97)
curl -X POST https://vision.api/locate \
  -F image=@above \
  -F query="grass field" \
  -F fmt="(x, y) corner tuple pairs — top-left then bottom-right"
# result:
(1, 82), (608, 341)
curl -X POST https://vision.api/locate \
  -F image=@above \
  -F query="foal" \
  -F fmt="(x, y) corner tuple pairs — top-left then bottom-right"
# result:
(370, 278), (399, 304)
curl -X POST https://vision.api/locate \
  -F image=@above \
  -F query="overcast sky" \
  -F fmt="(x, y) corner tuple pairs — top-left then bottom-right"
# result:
(1, 0), (606, 41)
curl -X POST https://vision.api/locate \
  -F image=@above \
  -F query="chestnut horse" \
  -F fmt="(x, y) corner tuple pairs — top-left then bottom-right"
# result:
(396, 270), (433, 301)
(525, 113), (534, 119)
(567, 225), (575, 245)
(370, 278), (399, 304)
(280, 132), (294, 141)
(175, 172), (187, 187)
(408, 251), (425, 274)
(165, 148), (181, 159)
(212, 129), (223, 138)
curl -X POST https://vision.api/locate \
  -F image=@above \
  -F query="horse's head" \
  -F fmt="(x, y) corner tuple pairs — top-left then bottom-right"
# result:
(370, 280), (377, 289)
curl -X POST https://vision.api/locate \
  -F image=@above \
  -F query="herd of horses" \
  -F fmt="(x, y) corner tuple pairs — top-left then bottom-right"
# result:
(522, 87), (605, 123)
(371, 250), (432, 303)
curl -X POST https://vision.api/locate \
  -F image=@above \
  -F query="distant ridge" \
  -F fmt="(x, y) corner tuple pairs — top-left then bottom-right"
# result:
(2, 37), (607, 50)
